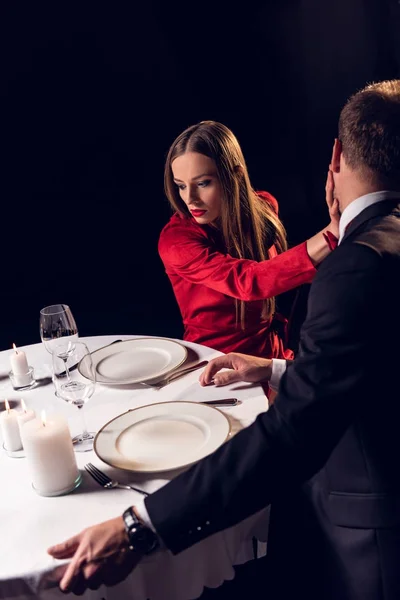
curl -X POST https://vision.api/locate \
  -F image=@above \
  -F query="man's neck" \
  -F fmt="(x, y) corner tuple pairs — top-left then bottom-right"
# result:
(335, 161), (400, 214)
(338, 180), (386, 213)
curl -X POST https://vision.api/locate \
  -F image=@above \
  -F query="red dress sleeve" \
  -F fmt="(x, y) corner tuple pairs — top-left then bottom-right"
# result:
(158, 215), (316, 302)
(255, 190), (279, 214)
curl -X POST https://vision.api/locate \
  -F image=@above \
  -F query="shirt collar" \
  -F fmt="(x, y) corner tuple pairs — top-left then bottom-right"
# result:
(338, 190), (400, 244)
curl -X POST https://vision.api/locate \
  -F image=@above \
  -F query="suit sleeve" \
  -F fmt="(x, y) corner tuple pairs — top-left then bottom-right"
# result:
(145, 243), (382, 553)
(158, 220), (316, 301)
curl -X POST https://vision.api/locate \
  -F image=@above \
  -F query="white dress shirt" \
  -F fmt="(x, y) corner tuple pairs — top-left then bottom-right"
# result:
(136, 190), (400, 532)
(338, 190), (400, 243)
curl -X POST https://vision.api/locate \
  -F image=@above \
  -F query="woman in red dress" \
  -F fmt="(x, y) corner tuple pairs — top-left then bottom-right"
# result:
(159, 121), (338, 361)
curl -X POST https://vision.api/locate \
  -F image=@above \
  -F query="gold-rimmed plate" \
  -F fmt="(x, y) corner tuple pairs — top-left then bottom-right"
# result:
(94, 401), (231, 472)
(79, 338), (187, 385)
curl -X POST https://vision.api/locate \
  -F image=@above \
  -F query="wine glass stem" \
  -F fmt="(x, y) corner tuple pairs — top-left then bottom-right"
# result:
(77, 405), (91, 440)
(63, 359), (71, 382)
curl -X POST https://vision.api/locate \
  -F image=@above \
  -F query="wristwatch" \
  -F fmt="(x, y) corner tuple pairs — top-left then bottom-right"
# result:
(122, 507), (160, 555)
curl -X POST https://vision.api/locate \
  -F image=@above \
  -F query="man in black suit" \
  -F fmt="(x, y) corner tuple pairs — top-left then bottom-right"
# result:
(49, 80), (400, 599)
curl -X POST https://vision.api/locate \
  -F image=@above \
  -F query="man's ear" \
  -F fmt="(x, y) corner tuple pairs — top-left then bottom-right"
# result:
(330, 138), (342, 173)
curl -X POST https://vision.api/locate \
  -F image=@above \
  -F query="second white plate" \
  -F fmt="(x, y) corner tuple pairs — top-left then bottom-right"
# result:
(80, 338), (187, 385)
(94, 401), (231, 472)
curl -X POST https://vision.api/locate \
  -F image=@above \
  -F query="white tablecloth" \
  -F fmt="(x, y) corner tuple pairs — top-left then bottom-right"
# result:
(0, 335), (270, 600)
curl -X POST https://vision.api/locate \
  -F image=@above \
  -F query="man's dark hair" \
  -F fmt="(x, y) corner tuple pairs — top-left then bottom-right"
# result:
(338, 80), (400, 185)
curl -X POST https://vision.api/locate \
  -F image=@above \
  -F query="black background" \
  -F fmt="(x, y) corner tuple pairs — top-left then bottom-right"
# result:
(1, 1), (399, 351)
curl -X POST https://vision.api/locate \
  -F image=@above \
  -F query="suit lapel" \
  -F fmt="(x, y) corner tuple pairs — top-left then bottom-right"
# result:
(341, 199), (400, 243)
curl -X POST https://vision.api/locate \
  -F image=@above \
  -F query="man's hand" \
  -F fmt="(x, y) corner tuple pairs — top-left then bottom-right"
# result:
(47, 516), (142, 594)
(199, 353), (273, 386)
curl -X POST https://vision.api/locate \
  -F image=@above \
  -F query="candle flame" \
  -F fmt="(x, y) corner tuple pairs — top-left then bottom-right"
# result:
(41, 410), (47, 427)
(12, 343), (18, 354)
(21, 399), (27, 412)
(5, 399), (10, 412)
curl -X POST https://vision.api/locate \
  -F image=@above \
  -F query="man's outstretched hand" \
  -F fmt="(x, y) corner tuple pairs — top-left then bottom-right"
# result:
(199, 353), (272, 387)
(47, 516), (142, 595)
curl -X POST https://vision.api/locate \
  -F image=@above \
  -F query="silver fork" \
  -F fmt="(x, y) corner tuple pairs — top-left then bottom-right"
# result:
(143, 360), (209, 389)
(85, 463), (148, 495)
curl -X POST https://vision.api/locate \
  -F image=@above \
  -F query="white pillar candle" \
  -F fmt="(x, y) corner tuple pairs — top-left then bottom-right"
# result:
(20, 411), (80, 496)
(0, 399), (23, 452)
(10, 344), (31, 387)
(17, 400), (36, 434)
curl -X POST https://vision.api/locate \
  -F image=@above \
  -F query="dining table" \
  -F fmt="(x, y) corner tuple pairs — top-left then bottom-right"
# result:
(0, 334), (270, 600)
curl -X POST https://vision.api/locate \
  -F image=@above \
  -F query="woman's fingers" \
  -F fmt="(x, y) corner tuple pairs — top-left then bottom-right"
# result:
(325, 169), (334, 208)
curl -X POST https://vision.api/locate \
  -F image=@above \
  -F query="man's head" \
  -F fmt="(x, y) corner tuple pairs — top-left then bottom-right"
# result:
(331, 80), (400, 209)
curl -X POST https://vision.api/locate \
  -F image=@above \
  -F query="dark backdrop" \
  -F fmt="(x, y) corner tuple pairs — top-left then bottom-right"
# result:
(1, 1), (399, 351)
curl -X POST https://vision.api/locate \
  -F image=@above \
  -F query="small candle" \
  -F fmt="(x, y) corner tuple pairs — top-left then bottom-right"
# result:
(17, 399), (36, 433)
(10, 344), (31, 387)
(20, 411), (80, 496)
(0, 399), (23, 452)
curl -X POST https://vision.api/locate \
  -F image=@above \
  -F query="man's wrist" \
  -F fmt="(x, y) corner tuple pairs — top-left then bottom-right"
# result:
(119, 515), (132, 547)
(122, 506), (160, 555)
(260, 360), (273, 381)
(132, 506), (144, 523)
(133, 501), (157, 533)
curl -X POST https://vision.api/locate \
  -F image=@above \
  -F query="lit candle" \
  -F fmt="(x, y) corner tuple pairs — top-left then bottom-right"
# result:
(0, 399), (23, 452)
(20, 411), (80, 496)
(17, 399), (36, 433)
(10, 344), (31, 387)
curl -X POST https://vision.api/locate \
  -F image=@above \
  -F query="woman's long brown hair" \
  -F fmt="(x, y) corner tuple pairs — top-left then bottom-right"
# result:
(164, 121), (287, 327)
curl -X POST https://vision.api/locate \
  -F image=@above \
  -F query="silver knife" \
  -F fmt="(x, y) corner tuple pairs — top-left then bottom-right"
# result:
(201, 398), (239, 406)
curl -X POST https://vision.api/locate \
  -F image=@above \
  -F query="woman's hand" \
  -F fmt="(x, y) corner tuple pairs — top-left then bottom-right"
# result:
(306, 169), (340, 265)
(47, 516), (142, 594)
(325, 169), (340, 239)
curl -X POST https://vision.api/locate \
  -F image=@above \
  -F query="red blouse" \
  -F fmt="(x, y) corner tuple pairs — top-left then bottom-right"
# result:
(158, 192), (316, 359)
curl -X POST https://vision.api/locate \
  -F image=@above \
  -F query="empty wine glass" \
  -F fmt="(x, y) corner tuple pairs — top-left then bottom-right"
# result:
(52, 341), (96, 452)
(40, 304), (78, 396)
(39, 304), (78, 354)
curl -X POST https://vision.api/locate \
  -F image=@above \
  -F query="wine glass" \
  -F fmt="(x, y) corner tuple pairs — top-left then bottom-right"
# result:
(52, 341), (96, 452)
(39, 304), (78, 354)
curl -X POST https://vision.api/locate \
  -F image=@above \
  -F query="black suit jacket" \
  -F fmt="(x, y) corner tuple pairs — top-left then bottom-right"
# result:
(145, 198), (400, 600)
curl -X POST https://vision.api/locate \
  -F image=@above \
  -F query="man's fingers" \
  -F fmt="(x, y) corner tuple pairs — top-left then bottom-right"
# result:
(199, 355), (235, 385)
(59, 555), (85, 593)
(48, 535), (81, 559)
(84, 560), (105, 590)
(102, 551), (141, 587)
(83, 561), (102, 580)
(68, 576), (87, 597)
(213, 370), (243, 386)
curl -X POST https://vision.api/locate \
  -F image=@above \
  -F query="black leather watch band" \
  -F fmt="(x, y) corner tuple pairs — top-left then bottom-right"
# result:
(122, 507), (159, 555)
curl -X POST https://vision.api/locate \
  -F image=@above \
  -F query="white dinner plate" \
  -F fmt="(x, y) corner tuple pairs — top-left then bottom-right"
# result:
(94, 401), (231, 472)
(79, 338), (187, 385)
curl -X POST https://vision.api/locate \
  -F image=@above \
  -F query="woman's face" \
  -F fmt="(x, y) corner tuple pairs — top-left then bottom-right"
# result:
(171, 152), (223, 224)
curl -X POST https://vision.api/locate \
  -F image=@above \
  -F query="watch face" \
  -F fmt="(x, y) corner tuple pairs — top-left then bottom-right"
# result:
(130, 524), (159, 554)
